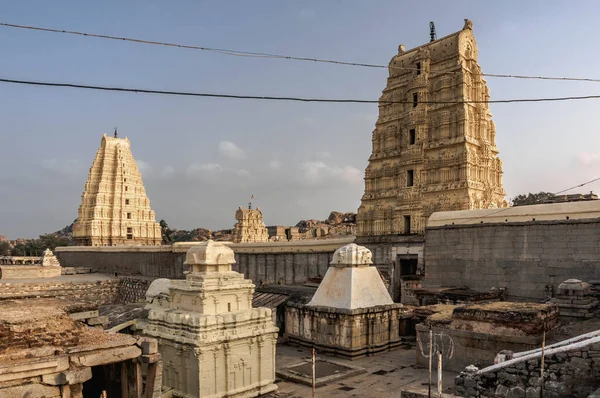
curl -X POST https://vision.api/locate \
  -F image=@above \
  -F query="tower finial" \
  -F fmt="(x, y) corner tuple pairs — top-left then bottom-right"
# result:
(114, 127), (118, 138)
(249, 194), (254, 210)
(429, 21), (437, 42)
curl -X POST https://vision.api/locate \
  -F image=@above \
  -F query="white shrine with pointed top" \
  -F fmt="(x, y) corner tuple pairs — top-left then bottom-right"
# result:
(308, 243), (394, 310)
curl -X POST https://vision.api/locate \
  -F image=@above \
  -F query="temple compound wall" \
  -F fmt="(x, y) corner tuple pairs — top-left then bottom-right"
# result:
(144, 240), (277, 398)
(55, 237), (353, 284)
(423, 200), (600, 300)
(356, 19), (507, 238)
(73, 132), (161, 246)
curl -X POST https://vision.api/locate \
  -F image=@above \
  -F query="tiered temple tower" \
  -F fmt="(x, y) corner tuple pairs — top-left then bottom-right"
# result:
(232, 206), (270, 243)
(356, 20), (507, 236)
(72, 133), (161, 246)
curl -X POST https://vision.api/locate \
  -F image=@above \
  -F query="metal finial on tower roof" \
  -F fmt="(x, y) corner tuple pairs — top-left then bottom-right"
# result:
(248, 194), (254, 210)
(429, 21), (437, 42)
(114, 127), (118, 138)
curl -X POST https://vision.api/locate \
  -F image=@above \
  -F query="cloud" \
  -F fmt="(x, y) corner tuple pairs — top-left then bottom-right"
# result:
(235, 168), (251, 177)
(577, 152), (600, 165)
(186, 163), (223, 175)
(160, 166), (175, 178)
(41, 158), (83, 176)
(299, 161), (363, 185)
(137, 160), (152, 174)
(268, 160), (282, 171)
(218, 141), (245, 160)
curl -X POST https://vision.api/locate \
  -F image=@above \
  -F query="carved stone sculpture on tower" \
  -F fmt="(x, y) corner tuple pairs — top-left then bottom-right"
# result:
(232, 206), (270, 243)
(144, 240), (278, 398)
(356, 19), (507, 236)
(72, 133), (162, 246)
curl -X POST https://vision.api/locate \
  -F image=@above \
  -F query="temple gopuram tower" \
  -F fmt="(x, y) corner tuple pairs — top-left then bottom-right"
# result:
(72, 132), (162, 246)
(232, 205), (270, 243)
(356, 19), (507, 237)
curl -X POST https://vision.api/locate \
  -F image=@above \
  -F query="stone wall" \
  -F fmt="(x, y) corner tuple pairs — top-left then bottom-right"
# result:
(117, 277), (153, 304)
(455, 333), (600, 397)
(0, 279), (119, 304)
(423, 218), (600, 300)
(56, 238), (353, 285)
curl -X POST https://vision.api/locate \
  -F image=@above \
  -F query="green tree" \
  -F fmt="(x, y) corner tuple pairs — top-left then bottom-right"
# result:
(0, 241), (10, 256)
(160, 219), (174, 244)
(511, 192), (555, 207)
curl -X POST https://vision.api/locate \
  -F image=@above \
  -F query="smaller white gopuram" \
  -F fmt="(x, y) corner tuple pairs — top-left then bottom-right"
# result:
(144, 240), (278, 398)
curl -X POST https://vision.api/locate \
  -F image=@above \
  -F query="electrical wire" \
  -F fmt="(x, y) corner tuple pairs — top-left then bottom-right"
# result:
(4, 77), (600, 105)
(3, 22), (600, 83)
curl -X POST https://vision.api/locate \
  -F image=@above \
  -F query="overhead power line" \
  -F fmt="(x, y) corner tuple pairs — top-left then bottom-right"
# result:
(4, 77), (600, 104)
(3, 22), (600, 83)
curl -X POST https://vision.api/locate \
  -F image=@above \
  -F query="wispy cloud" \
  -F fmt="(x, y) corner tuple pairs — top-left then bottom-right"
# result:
(218, 141), (245, 160)
(160, 165), (175, 178)
(41, 158), (83, 176)
(269, 160), (282, 171)
(299, 161), (363, 185)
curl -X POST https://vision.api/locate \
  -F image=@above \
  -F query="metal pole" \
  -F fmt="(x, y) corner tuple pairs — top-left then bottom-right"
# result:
(312, 348), (316, 398)
(428, 327), (433, 398)
(540, 329), (546, 398)
(437, 350), (443, 397)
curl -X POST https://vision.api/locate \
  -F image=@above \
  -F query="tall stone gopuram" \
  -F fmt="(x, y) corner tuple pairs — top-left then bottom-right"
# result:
(357, 19), (507, 236)
(232, 206), (270, 243)
(73, 132), (162, 246)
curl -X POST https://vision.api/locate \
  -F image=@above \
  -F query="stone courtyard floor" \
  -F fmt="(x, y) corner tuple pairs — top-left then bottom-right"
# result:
(268, 344), (458, 398)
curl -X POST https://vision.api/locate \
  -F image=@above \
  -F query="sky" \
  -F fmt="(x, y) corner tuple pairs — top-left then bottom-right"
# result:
(2, 0), (600, 239)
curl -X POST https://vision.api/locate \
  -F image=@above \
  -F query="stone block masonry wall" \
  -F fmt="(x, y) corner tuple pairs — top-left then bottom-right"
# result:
(423, 218), (600, 300)
(117, 277), (153, 304)
(0, 280), (119, 304)
(455, 335), (600, 397)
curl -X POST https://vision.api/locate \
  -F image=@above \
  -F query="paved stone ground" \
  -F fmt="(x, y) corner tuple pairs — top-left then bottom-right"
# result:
(268, 344), (458, 398)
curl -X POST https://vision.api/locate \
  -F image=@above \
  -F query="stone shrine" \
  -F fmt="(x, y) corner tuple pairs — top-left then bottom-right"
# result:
(143, 240), (278, 398)
(0, 248), (62, 279)
(73, 132), (162, 246)
(356, 19), (507, 236)
(551, 279), (599, 319)
(285, 243), (405, 359)
(232, 206), (270, 243)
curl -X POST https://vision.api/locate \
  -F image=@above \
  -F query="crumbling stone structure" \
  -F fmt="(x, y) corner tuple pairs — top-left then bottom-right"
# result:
(416, 302), (559, 372)
(455, 330), (600, 397)
(144, 240), (278, 398)
(73, 133), (162, 246)
(0, 299), (161, 397)
(232, 206), (270, 243)
(356, 19), (507, 236)
(285, 243), (406, 359)
(552, 278), (599, 319)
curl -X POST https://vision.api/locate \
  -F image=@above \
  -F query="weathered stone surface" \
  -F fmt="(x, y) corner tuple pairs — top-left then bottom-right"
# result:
(356, 19), (507, 236)
(72, 133), (162, 246)
(144, 241), (277, 397)
(71, 346), (141, 367)
(41, 367), (92, 386)
(0, 383), (60, 398)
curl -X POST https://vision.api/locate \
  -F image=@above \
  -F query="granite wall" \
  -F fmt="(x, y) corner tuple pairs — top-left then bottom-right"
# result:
(455, 333), (600, 397)
(423, 218), (600, 300)
(0, 279), (119, 305)
(55, 238), (353, 285)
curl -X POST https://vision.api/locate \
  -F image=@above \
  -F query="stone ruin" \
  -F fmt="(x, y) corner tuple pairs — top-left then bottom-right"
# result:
(143, 240), (278, 397)
(285, 243), (406, 359)
(551, 278), (599, 319)
(0, 299), (161, 397)
(0, 248), (62, 280)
